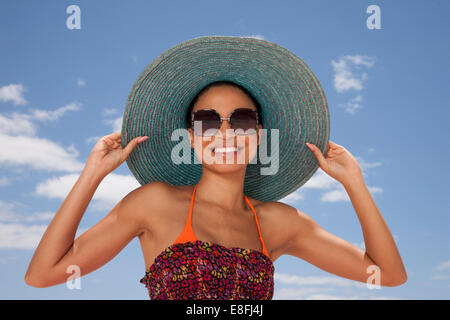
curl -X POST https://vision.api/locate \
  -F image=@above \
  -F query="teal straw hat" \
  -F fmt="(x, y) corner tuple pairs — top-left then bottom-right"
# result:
(121, 35), (330, 202)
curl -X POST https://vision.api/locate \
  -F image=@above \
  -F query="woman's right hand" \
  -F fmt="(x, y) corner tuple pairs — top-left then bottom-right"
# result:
(84, 131), (148, 180)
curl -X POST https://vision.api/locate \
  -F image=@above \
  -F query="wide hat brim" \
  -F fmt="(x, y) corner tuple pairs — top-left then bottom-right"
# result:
(121, 35), (330, 202)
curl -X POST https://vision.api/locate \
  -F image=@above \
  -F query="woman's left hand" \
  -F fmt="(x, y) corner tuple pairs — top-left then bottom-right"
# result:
(306, 141), (363, 186)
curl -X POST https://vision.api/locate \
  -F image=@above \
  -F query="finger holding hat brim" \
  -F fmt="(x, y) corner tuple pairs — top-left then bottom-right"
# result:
(306, 142), (328, 172)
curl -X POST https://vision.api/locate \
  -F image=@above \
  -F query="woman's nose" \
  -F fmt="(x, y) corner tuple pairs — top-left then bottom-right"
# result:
(218, 118), (235, 137)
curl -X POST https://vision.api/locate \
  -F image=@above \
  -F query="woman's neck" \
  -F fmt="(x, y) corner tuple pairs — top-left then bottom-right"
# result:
(194, 169), (248, 212)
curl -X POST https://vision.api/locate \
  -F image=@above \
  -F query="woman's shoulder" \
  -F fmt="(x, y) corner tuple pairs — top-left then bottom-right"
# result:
(246, 196), (298, 218)
(123, 181), (191, 232)
(246, 197), (309, 256)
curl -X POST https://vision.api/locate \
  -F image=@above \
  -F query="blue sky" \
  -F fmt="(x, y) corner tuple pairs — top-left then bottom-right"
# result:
(1, 0), (449, 299)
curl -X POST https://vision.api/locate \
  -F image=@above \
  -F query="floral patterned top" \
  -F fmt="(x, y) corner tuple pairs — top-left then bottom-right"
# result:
(139, 184), (274, 300)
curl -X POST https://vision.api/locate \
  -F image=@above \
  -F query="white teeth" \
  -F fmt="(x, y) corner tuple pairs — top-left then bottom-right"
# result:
(214, 147), (240, 153)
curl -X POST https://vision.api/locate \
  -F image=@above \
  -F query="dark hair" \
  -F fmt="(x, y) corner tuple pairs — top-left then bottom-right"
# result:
(186, 80), (262, 128)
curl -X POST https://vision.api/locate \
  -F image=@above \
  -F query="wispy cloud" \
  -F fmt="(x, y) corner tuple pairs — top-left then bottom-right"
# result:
(332, 55), (376, 116)
(436, 260), (450, 272)
(0, 102), (82, 136)
(279, 190), (305, 205)
(103, 116), (122, 133)
(240, 34), (265, 40)
(0, 200), (52, 249)
(0, 199), (87, 250)
(302, 168), (339, 190)
(0, 83), (28, 106)
(77, 78), (86, 87)
(273, 272), (401, 300)
(102, 108), (118, 116)
(284, 156), (383, 204)
(275, 272), (361, 287)
(320, 184), (383, 203)
(331, 55), (376, 93)
(28, 102), (82, 122)
(35, 172), (140, 211)
(338, 94), (364, 115)
(0, 223), (47, 249)
(0, 177), (12, 187)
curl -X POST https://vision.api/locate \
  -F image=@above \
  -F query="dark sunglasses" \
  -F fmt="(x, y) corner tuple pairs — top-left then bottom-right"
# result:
(191, 108), (259, 137)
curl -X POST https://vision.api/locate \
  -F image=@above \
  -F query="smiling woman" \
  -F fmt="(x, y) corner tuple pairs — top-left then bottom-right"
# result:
(24, 35), (406, 300)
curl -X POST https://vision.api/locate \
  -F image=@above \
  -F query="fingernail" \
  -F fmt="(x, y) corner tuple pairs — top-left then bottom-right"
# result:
(306, 142), (314, 151)
(138, 136), (148, 143)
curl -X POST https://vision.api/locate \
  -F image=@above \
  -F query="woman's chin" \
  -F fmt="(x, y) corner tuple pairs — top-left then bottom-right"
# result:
(202, 159), (248, 173)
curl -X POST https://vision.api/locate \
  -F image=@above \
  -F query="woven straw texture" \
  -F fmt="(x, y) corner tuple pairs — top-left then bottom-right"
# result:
(121, 35), (330, 202)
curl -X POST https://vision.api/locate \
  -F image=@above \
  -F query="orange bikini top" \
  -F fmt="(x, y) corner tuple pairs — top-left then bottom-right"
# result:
(174, 184), (270, 258)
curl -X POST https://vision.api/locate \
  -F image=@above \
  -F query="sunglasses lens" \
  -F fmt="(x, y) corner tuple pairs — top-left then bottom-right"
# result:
(192, 110), (220, 136)
(230, 109), (258, 135)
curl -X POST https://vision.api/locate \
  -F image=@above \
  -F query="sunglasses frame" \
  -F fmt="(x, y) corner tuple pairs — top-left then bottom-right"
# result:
(191, 107), (259, 136)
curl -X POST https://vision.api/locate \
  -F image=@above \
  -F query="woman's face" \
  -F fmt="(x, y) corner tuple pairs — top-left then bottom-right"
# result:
(187, 85), (262, 174)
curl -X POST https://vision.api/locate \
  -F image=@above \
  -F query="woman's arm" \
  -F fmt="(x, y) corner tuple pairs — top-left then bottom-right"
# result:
(277, 176), (406, 287)
(342, 174), (407, 285)
(24, 132), (148, 287)
(275, 141), (407, 286)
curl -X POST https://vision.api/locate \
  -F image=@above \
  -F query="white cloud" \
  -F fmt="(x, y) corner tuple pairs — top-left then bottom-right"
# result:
(28, 102), (81, 122)
(0, 200), (54, 224)
(77, 78), (86, 87)
(275, 272), (361, 287)
(283, 159), (383, 204)
(112, 117), (122, 133)
(0, 83), (28, 106)
(243, 35), (265, 40)
(0, 200), (17, 222)
(0, 112), (36, 136)
(302, 168), (339, 190)
(368, 186), (383, 195)
(0, 200), (56, 249)
(85, 136), (101, 144)
(0, 102), (81, 138)
(0, 172), (140, 250)
(102, 108), (118, 116)
(103, 116), (123, 133)
(0, 133), (84, 172)
(331, 55), (375, 93)
(0, 174), (140, 250)
(356, 156), (383, 172)
(279, 189), (305, 205)
(320, 184), (383, 203)
(0, 223), (47, 249)
(0, 222), (88, 250)
(273, 287), (334, 300)
(35, 172), (141, 211)
(321, 187), (350, 202)
(273, 272), (401, 300)
(0, 176), (11, 186)
(0, 199), (89, 250)
(339, 95), (364, 115)
(436, 260), (450, 272)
